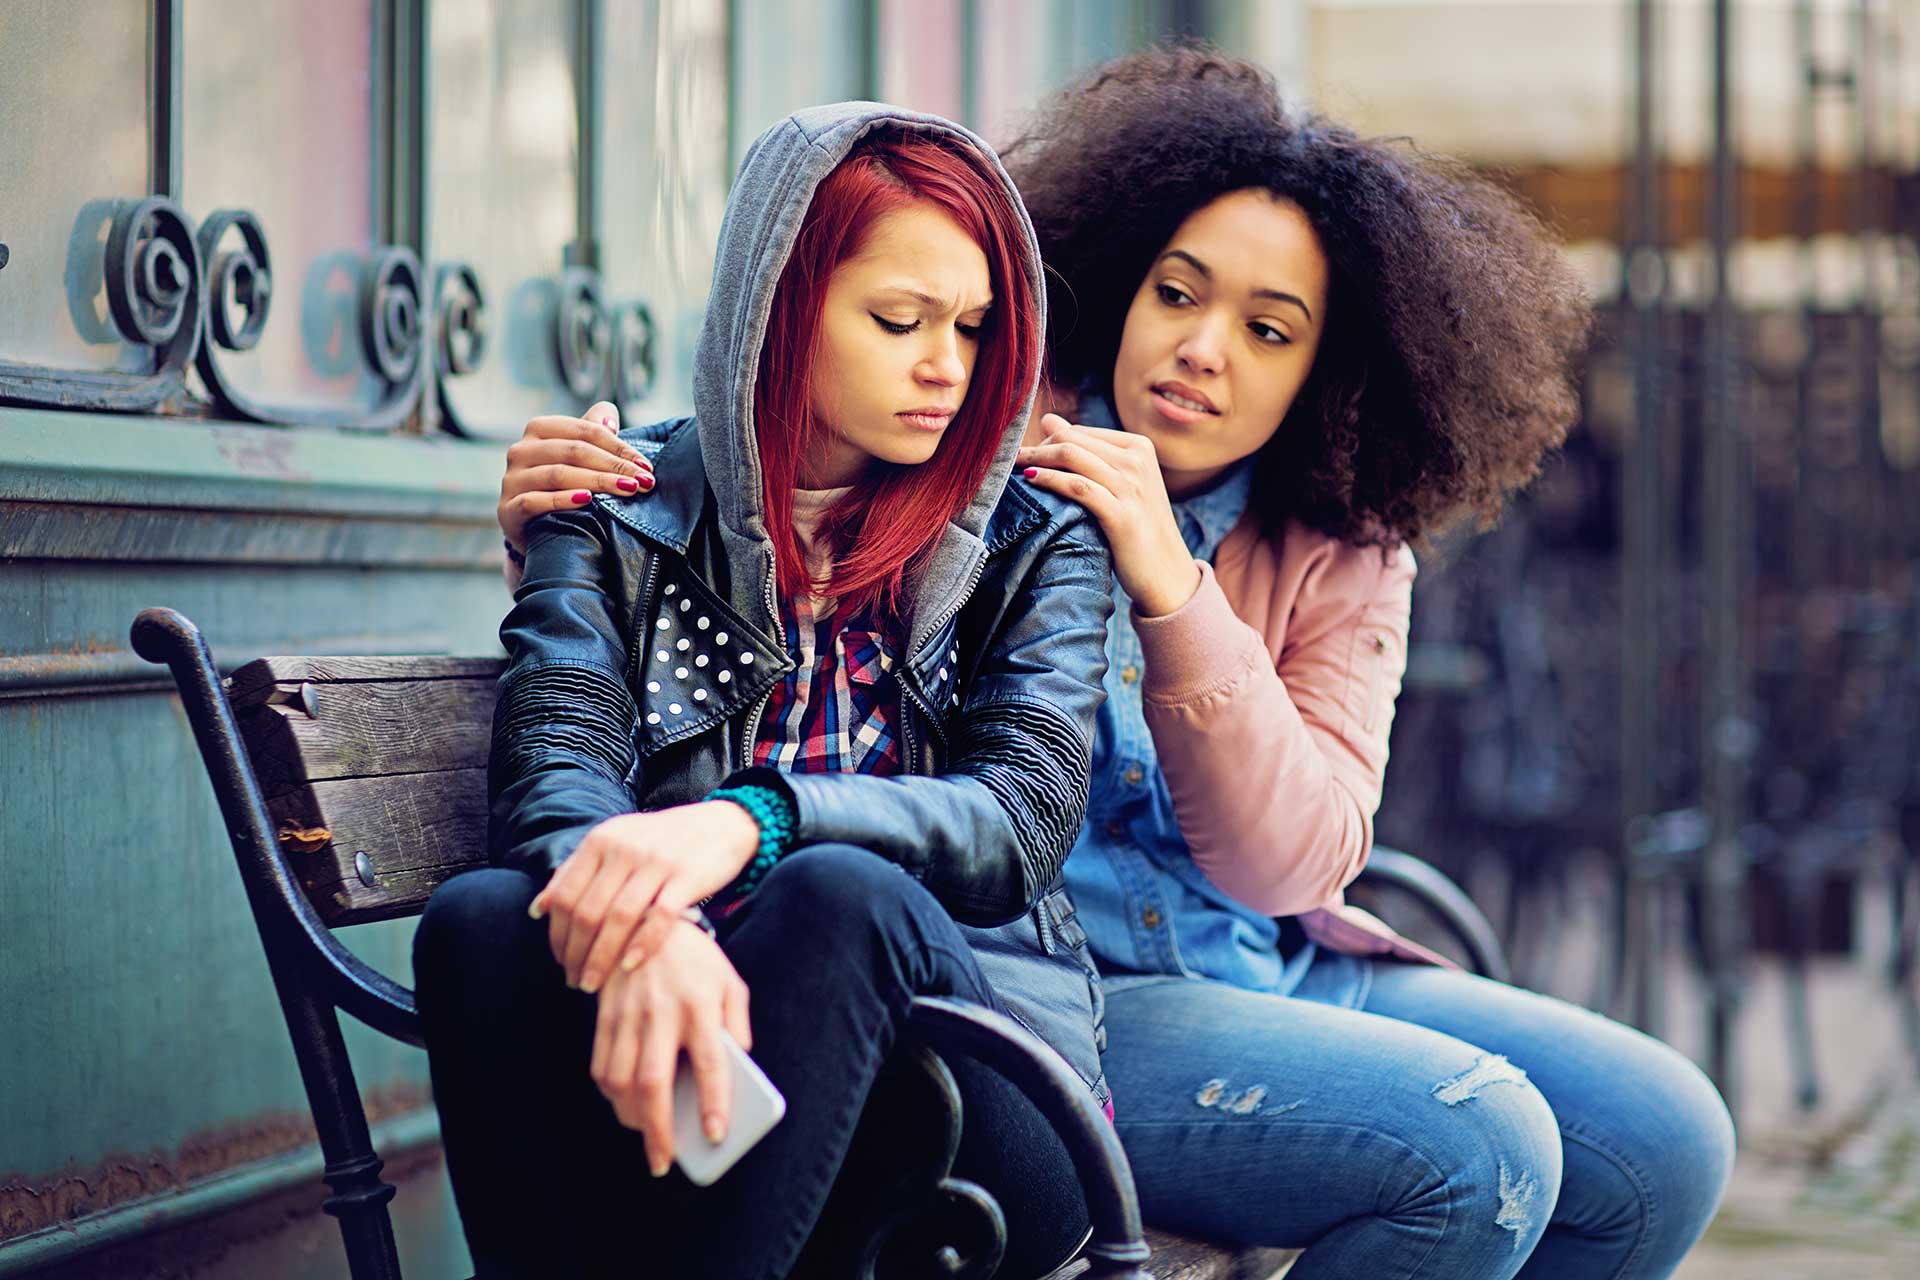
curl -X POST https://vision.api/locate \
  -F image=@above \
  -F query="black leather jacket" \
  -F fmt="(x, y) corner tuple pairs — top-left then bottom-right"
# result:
(489, 417), (1115, 1101)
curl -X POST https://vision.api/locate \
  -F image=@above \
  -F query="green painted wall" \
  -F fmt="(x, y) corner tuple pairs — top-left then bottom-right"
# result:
(1, 410), (505, 1274)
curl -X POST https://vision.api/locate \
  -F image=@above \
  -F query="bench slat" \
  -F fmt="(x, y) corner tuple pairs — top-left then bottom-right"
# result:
(229, 655), (505, 710)
(1140, 1232), (1299, 1279)
(240, 677), (499, 795)
(267, 768), (490, 926)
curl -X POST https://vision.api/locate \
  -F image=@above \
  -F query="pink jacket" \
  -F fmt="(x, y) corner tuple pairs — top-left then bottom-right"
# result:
(1129, 511), (1454, 968)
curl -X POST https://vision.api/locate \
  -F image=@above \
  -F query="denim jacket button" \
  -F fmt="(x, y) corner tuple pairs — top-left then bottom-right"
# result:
(1141, 906), (1162, 928)
(1120, 664), (1139, 685)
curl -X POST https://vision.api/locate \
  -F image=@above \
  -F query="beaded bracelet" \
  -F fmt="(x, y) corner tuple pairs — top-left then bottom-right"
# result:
(709, 783), (798, 898)
(503, 538), (527, 569)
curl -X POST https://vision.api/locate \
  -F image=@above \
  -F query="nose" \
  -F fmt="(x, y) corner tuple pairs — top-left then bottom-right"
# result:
(1174, 311), (1227, 377)
(917, 328), (968, 387)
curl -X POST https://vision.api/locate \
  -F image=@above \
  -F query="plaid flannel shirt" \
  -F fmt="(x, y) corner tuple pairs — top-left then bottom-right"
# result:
(751, 590), (904, 776)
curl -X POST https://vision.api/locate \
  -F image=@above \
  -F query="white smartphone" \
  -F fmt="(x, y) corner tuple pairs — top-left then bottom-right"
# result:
(671, 1031), (787, 1186)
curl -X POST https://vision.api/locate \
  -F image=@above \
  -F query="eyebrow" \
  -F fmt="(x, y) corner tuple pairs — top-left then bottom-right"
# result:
(1159, 250), (1313, 323)
(872, 286), (993, 313)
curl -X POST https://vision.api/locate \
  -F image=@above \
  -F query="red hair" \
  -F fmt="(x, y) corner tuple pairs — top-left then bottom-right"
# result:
(753, 129), (1041, 620)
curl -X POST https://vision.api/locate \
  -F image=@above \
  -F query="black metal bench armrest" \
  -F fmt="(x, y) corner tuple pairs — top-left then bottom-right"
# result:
(131, 607), (422, 1044)
(1354, 846), (1510, 984)
(908, 997), (1151, 1280)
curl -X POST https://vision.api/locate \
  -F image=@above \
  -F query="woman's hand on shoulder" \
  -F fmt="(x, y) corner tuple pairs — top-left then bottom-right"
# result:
(498, 401), (655, 553)
(1017, 412), (1201, 618)
(528, 800), (761, 995)
(589, 919), (752, 1176)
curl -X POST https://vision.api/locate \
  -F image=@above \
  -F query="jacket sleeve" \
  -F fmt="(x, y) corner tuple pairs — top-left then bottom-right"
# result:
(1131, 550), (1415, 916)
(727, 516), (1113, 928)
(487, 507), (641, 885)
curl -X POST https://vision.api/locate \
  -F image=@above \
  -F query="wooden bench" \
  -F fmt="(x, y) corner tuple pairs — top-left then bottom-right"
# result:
(131, 606), (1505, 1280)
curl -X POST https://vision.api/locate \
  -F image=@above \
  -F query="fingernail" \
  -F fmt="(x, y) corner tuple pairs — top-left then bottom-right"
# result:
(580, 973), (600, 993)
(704, 1115), (724, 1143)
(527, 900), (545, 920)
(600, 413), (616, 427)
(1022, 467), (1038, 480)
(651, 1158), (669, 1178)
(571, 490), (591, 504)
(620, 951), (643, 973)
(637, 475), (654, 490)
(616, 476), (639, 493)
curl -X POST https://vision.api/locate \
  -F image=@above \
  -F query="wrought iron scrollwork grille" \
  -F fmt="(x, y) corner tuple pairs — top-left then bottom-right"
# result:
(0, 0), (659, 437)
(1, 190), (650, 434)
(0, 197), (204, 413)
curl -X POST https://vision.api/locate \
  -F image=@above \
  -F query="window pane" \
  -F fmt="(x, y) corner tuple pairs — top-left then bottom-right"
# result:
(974, 0), (1057, 143)
(431, 0), (582, 438)
(0, 0), (152, 374)
(183, 0), (381, 415)
(730, 0), (869, 170)
(879, 0), (964, 123)
(600, 0), (729, 419)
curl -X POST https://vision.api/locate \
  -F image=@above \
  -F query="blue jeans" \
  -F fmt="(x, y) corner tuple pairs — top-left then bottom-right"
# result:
(1101, 960), (1734, 1279)
(415, 845), (1088, 1280)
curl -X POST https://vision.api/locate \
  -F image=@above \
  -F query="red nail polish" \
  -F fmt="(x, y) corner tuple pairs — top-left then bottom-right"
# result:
(617, 476), (639, 493)
(638, 475), (654, 489)
(572, 490), (591, 504)
(1022, 467), (1038, 480)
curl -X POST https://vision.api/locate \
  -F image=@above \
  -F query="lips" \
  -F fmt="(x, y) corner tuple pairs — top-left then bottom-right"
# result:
(1152, 381), (1218, 414)
(897, 407), (954, 431)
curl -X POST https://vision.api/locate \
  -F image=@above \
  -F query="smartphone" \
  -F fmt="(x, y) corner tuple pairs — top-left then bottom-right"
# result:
(671, 1031), (787, 1186)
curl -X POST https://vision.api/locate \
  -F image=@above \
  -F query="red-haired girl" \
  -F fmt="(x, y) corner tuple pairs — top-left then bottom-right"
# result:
(416, 106), (1113, 1279)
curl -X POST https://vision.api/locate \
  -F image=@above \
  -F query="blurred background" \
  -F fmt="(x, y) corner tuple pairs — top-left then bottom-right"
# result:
(3, 2), (1918, 1276)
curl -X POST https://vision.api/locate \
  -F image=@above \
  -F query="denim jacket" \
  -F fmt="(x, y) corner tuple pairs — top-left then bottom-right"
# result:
(488, 103), (1115, 1108)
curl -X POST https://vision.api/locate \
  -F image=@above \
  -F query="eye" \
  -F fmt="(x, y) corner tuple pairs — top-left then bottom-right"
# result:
(1249, 321), (1292, 346)
(956, 320), (983, 340)
(1155, 282), (1194, 308)
(872, 314), (919, 335)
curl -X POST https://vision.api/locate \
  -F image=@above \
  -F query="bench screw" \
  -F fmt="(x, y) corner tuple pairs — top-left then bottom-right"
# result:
(297, 681), (319, 718)
(355, 850), (377, 887)
(0, 243), (9, 271)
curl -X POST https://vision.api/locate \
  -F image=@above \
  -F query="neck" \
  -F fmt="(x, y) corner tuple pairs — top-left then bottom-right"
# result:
(1161, 461), (1234, 501)
(798, 439), (871, 490)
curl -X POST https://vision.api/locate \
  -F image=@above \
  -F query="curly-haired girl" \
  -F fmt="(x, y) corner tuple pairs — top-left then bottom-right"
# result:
(1001, 48), (1731, 1280)
(495, 49), (1733, 1278)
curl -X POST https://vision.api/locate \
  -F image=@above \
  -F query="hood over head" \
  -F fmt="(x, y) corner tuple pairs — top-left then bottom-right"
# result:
(691, 102), (1046, 608)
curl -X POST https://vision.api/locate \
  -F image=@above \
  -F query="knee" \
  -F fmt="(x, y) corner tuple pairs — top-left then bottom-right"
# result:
(748, 844), (949, 979)
(754, 844), (932, 935)
(1421, 1056), (1566, 1255)
(1614, 1039), (1736, 1227)
(414, 868), (544, 996)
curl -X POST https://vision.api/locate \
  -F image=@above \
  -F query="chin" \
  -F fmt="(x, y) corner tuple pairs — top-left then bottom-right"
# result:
(869, 434), (944, 469)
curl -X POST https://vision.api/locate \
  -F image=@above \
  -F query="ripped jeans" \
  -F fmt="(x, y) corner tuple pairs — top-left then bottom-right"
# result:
(1101, 959), (1735, 1279)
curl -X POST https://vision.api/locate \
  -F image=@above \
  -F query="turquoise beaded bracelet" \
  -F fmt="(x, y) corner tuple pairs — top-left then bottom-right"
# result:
(710, 783), (798, 898)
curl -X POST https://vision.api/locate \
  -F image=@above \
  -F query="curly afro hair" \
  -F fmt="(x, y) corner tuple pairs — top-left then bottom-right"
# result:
(1000, 46), (1592, 549)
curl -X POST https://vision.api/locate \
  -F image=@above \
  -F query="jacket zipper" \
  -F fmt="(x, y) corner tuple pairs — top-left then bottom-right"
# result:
(627, 554), (663, 695)
(898, 551), (988, 772)
(737, 548), (781, 763)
